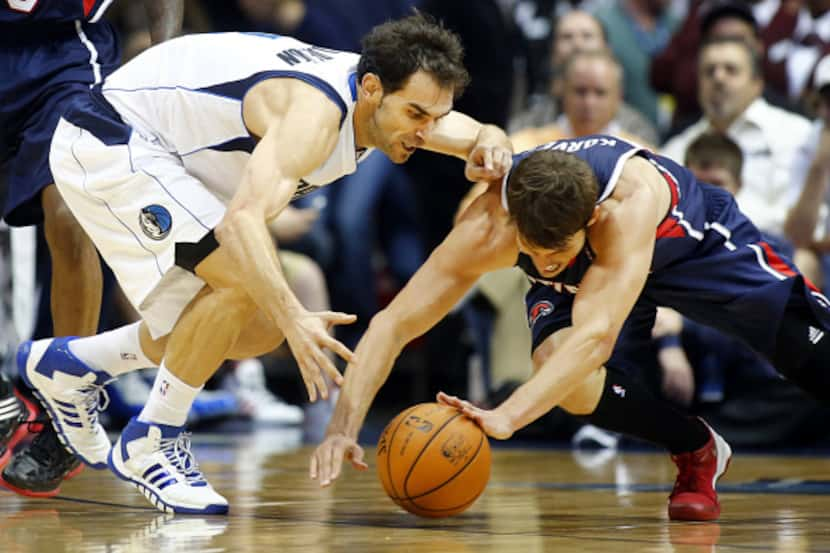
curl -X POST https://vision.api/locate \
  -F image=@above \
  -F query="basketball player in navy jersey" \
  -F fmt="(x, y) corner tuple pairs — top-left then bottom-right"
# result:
(18, 14), (512, 514)
(312, 134), (830, 521)
(0, 0), (182, 497)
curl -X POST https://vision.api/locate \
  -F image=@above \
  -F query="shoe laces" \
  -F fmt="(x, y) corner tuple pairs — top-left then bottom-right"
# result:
(72, 382), (111, 433)
(159, 432), (207, 486)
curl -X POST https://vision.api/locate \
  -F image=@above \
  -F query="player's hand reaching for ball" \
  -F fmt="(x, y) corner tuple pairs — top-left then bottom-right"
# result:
(310, 433), (368, 487)
(284, 310), (356, 401)
(437, 392), (514, 440)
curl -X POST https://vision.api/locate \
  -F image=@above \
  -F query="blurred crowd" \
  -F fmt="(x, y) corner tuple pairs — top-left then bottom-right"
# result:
(3, 0), (830, 449)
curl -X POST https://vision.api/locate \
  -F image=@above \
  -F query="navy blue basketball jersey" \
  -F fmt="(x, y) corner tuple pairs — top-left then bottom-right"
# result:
(0, 0), (111, 25)
(507, 135), (830, 359)
(0, 0), (120, 226)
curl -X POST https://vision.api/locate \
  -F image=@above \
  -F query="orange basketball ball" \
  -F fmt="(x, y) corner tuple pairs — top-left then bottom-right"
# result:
(376, 402), (491, 518)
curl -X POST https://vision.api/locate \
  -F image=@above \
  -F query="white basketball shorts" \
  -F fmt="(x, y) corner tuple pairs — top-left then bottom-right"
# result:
(49, 117), (226, 338)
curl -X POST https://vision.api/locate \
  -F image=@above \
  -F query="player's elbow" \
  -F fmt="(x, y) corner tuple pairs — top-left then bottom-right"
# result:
(367, 310), (410, 351)
(215, 208), (257, 246)
(582, 320), (617, 368)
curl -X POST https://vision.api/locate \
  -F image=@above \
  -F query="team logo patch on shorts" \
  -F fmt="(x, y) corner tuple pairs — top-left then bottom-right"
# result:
(139, 205), (172, 240)
(528, 300), (554, 327)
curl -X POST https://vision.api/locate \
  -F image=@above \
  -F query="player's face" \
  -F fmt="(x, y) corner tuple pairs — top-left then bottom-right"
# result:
(562, 58), (621, 135)
(552, 12), (605, 67)
(516, 230), (587, 279)
(372, 71), (454, 163)
(698, 43), (761, 124)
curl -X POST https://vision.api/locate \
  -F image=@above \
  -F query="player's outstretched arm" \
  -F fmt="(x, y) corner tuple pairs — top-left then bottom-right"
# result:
(310, 186), (518, 486)
(214, 79), (355, 402)
(422, 111), (513, 183)
(445, 158), (667, 438)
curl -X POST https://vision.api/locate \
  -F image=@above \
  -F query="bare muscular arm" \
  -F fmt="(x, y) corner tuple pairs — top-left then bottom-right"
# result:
(213, 79), (353, 401)
(422, 111), (513, 181)
(310, 184), (518, 485)
(447, 157), (669, 438)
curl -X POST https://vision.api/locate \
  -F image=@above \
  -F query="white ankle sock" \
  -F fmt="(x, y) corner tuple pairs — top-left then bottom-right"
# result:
(137, 362), (202, 427)
(68, 322), (156, 377)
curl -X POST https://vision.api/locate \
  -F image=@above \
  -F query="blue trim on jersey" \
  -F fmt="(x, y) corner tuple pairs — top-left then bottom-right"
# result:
(239, 32), (283, 40)
(349, 72), (357, 101)
(180, 135), (256, 157)
(63, 89), (132, 146)
(197, 70), (348, 127)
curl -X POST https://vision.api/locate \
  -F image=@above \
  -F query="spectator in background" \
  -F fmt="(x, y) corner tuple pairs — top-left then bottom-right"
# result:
(785, 53), (830, 291)
(509, 9), (658, 144)
(767, 0), (830, 104)
(651, 0), (800, 135)
(661, 37), (819, 281)
(511, 49), (656, 151)
(594, 0), (679, 129)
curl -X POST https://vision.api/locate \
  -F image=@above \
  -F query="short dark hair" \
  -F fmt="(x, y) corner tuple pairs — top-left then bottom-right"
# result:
(358, 12), (470, 98)
(685, 132), (744, 183)
(700, 1), (759, 38)
(699, 36), (762, 79)
(506, 149), (598, 250)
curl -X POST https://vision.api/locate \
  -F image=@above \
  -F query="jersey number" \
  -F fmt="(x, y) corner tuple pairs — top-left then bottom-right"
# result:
(7, 0), (39, 13)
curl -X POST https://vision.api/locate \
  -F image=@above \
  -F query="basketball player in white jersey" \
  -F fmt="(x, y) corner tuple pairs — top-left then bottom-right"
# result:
(19, 14), (512, 515)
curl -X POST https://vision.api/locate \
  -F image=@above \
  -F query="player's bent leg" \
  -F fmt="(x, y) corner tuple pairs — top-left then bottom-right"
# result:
(564, 364), (730, 521)
(772, 288), (830, 402)
(41, 184), (102, 337)
(227, 308), (285, 360)
(109, 285), (256, 515)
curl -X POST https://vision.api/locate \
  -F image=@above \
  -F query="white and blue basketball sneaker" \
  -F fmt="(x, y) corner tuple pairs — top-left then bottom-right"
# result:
(18, 338), (113, 469)
(108, 417), (228, 515)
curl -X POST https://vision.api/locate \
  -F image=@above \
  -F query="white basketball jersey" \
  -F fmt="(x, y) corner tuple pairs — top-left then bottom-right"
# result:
(101, 32), (373, 203)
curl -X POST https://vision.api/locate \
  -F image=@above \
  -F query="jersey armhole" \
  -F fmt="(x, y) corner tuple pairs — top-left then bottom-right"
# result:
(242, 70), (348, 128)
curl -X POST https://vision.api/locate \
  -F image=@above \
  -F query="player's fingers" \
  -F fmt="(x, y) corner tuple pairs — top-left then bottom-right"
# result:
(323, 335), (355, 365)
(483, 147), (493, 171)
(299, 357), (321, 402)
(310, 453), (319, 480)
(320, 311), (358, 326)
(314, 363), (329, 401)
(320, 442), (335, 487)
(350, 445), (368, 470)
(301, 363), (318, 403)
(313, 347), (343, 387)
(436, 391), (456, 406)
(330, 444), (346, 481)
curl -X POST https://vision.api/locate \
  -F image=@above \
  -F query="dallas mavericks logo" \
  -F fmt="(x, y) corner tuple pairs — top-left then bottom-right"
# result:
(528, 300), (554, 327)
(139, 205), (172, 240)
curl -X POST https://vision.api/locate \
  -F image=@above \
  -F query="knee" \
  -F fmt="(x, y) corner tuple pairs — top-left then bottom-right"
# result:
(559, 368), (606, 415)
(211, 287), (259, 328)
(43, 193), (92, 258)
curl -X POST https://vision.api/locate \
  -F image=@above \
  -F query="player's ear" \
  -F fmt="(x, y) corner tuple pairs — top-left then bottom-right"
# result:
(586, 205), (601, 227)
(360, 73), (383, 105)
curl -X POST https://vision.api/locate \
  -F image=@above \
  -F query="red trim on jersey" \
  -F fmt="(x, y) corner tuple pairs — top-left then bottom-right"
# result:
(655, 168), (684, 239)
(759, 241), (822, 291)
(83, 0), (96, 17)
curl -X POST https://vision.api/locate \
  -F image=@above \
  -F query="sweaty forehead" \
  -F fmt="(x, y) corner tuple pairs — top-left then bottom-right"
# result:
(394, 72), (453, 113)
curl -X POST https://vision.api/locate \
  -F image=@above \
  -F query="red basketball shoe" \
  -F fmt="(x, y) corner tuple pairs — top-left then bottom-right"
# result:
(668, 421), (732, 521)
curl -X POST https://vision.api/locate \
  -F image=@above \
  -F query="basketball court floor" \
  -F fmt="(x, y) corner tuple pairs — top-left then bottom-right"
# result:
(1, 427), (829, 552)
